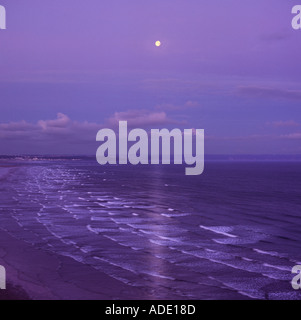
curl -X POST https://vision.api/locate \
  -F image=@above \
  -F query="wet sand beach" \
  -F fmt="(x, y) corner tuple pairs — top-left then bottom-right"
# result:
(0, 219), (152, 300)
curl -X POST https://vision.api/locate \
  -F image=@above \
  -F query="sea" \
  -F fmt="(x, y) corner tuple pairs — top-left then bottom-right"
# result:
(0, 156), (301, 300)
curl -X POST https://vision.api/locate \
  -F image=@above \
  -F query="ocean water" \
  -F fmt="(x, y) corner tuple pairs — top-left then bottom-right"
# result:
(1, 158), (301, 300)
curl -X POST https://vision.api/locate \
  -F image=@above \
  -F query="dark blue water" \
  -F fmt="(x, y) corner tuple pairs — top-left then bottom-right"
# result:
(1, 159), (301, 299)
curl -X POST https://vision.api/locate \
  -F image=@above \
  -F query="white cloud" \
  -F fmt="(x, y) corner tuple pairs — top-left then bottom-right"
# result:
(106, 109), (185, 127)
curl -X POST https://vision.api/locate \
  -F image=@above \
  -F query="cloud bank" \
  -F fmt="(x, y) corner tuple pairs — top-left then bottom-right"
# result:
(0, 110), (185, 154)
(1, 111), (300, 155)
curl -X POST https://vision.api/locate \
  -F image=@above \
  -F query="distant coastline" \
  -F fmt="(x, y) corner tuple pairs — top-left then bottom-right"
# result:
(1, 155), (301, 162)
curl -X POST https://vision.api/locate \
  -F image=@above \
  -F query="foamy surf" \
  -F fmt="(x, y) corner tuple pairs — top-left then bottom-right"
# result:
(2, 160), (300, 300)
(200, 225), (237, 238)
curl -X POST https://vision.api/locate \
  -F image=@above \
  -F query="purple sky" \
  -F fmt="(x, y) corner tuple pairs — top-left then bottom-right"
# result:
(0, 0), (301, 155)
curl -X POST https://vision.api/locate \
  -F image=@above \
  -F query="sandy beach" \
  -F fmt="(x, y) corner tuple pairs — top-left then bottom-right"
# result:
(0, 220), (152, 300)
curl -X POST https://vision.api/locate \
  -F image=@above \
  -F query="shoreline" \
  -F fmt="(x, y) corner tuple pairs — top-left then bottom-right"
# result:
(0, 226), (152, 300)
(0, 282), (30, 300)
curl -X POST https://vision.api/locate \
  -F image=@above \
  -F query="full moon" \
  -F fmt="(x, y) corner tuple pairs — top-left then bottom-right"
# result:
(155, 41), (161, 47)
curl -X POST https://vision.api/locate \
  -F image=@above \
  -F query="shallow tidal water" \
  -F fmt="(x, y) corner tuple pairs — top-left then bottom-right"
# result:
(1, 159), (301, 299)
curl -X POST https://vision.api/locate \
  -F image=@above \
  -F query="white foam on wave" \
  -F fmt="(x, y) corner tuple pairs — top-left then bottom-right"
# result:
(87, 224), (98, 234)
(200, 225), (237, 238)
(130, 205), (157, 210)
(64, 204), (81, 208)
(94, 256), (138, 276)
(149, 238), (182, 247)
(242, 257), (254, 262)
(94, 256), (175, 281)
(80, 246), (94, 254)
(91, 216), (108, 221)
(143, 271), (175, 281)
(253, 249), (281, 258)
(161, 213), (190, 218)
(87, 225), (115, 234)
(263, 263), (291, 272)
(138, 229), (181, 242)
